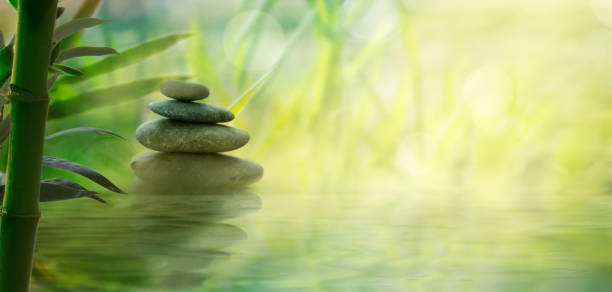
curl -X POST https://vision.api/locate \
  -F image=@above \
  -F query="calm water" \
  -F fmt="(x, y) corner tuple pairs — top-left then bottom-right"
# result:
(29, 185), (612, 291)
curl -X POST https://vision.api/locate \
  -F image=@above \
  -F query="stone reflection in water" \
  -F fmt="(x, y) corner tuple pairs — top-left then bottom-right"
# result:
(32, 187), (261, 291)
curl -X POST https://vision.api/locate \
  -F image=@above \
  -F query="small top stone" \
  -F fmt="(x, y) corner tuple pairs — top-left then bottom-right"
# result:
(160, 80), (209, 101)
(149, 100), (234, 123)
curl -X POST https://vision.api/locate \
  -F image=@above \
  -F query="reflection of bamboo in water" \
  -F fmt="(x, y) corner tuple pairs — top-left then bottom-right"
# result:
(32, 188), (261, 291)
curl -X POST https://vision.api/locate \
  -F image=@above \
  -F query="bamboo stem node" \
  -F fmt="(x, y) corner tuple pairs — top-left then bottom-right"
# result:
(0, 208), (41, 218)
(8, 84), (49, 103)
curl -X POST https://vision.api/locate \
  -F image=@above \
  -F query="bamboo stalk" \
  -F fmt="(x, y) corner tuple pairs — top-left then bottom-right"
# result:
(0, 0), (59, 290)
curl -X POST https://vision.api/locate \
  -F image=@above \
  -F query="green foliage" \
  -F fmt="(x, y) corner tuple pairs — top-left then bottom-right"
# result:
(49, 42), (61, 64)
(42, 157), (124, 194)
(5, 0), (16, 10)
(49, 64), (84, 77)
(60, 0), (102, 49)
(0, 178), (105, 203)
(0, 41), (13, 85)
(48, 75), (190, 119)
(229, 9), (317, 115)
(54, 33), (193, 87)
(45, 127), (124, 140)
(186, 29), (231, 104)
(52, 18), (110, 43)
(0, 114), (8, 145)
(55, 46), (118, 63)
(0, 3), (193, 201)
(229, 72), (271, 114)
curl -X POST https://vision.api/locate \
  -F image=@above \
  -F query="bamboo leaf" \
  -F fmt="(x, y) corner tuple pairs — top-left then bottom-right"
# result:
(54, 33), (193, 87)
(53, 18), (111, 42)
(49, 42), (61, 64)
(61, 0), (103, 49)
(0, 41), (13, 85)
(6, 0), (16, 10)
(47, 73), (60, 91)
(0, 114), (10, 145)
(56, 7), (66, 19)
(229, 70), (272, 114)
(42, 156), (124, 194)
(73, 0), (102, 20)
(49, 64), (84, 77)
(41, 178), (106, 203)
(0, 78), (9, 101)
(0, 178), (105, 203)
(46, 127), (125, 140)
(229, 9), (316, 115)
(56, 46), (119, 63)
(48, 75), (190, 119)
(186, 25), (231, 103)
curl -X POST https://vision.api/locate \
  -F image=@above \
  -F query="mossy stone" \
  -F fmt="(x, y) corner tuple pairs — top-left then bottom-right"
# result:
(130, 152), (264, 188)
(136, 119), (249, 152)
(160, 80), (210, 101)
(149, 100), (234, 123)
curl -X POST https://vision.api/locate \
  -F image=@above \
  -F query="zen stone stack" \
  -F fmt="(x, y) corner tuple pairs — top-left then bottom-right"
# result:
(131, 80), (263, 190)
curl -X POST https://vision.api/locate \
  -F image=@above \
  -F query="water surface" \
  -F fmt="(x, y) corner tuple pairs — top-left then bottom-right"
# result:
(30, 187), (612, 291)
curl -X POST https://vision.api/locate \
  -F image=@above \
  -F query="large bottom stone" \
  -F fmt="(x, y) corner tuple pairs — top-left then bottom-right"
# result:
(130, 152), (263, 189)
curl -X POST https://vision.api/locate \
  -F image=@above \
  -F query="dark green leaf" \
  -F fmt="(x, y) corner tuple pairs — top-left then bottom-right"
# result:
(42, 156), (124, 194)
(0, 41), (13, 85)
(56, 7), (66, 19)
(46, 127), (125, 140)
(0, 31), (4, 48)
(47, 73), (60, 91)
(56, 46), (119, 63)
(0, 178), (105, 203)
(0, 78), (8, 101)
(0, 114), (10, 145)
(53, 18), (111, 42)
(49, 42), (61, 64)
(48, 75), (190, 119)
(49, 64), (84, 77)
(61, 0), (103, 49)
(6, 0), (16, 10)
(54, 33), (193, 86)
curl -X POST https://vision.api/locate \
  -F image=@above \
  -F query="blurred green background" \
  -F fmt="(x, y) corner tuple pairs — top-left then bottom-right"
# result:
(3, 0), (612, 291)
(2, 0), (611, 193)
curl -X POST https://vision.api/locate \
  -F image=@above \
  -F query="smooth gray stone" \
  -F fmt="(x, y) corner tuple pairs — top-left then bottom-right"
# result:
(136, 119), (249, 152)
(130, 152), (264, 188)
(160, 80), (210, 101)
(149, 100), (234, 123)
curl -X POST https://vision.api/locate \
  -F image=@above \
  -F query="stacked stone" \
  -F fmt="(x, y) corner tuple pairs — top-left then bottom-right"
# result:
(131, 80), (263, 190)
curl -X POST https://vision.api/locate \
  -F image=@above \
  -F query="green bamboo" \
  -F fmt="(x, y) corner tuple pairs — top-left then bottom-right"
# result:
(0, 0), (59, 291)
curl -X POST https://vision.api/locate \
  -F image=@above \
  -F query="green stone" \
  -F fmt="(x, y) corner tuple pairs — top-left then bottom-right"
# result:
(149, 100), (234, 123)
(136, 119), (249, 152)
(130, 152), (264, 188)
(160, 80), (209, 101)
